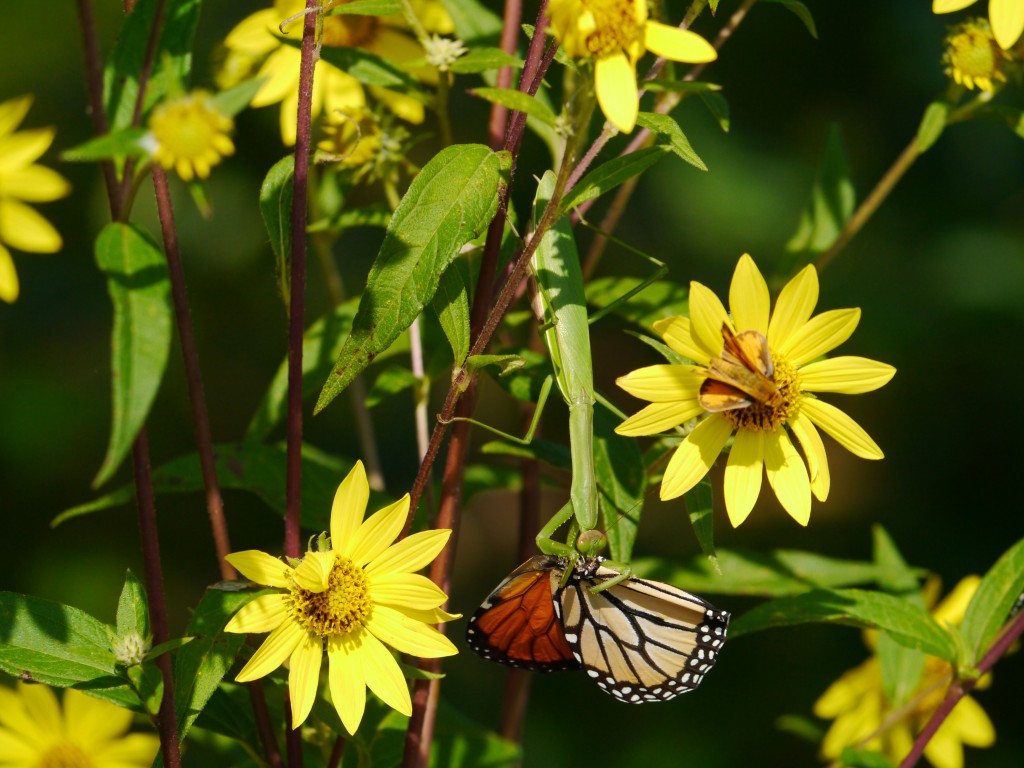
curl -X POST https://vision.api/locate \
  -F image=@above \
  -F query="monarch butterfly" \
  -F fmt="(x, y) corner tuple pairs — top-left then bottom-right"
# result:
(466, 554), (729, 703)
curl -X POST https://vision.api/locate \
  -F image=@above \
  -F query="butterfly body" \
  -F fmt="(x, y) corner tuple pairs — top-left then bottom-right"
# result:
(466, 555), (729, 703)
(699, 323), (781, 412)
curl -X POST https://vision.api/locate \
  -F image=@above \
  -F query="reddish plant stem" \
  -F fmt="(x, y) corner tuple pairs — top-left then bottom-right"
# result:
(285, 0), (319, 560)
(151, 167), (236, 580)
(900, 610), (1024, 767)
(74, 0), (119, 213)
(246, 679), (283, 768)
(131, 429), (182, 768)
(487, 0), (523, 149)
(327, 736), (346, 768)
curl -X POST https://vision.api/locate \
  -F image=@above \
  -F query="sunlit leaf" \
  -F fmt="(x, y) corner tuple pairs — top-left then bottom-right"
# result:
(636, 112), (707, 171)
(259, 156), (294, 312)
(562, 147), (670, 210)
(960, 535), (1024, 658)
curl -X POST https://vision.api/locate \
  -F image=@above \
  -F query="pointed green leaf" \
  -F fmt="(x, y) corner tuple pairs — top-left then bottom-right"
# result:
(595, 406), (644, 563)
(729, 588), (958, 661)
(960, 536), (1024, 658)
(585, 276), (689, 328)
(211, 77), (268, 118)
(439, 0), (503, 42)
(61, 128), (149, 163)
(562, 147), (670, 210)
(685, 479), (718, 570)
(450, 48), (523, 74)
(93, 223), (172, 487)
(762, 0), (818, 38)
(635, 113), (708, 171)
(839, 747), (894, 768)
(316, 144), (509, 411)
(116, 570), (150, 640)
(471, 88), (557, 125)
(366, 365), (421, 408)
(699, 91), (730, 132)
(259, 156), (295, 312)
(326, 0), (402, 15)
(916, 101), (949, 153)
(482, 439), (571, 470)
(432, 258), (471, 365)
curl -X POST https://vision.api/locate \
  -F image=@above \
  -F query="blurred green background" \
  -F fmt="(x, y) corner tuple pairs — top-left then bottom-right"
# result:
(1, 1), (1022, 766)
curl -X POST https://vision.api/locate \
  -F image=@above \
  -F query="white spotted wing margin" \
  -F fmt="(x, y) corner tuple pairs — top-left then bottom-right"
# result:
(555, 557), (730, 704)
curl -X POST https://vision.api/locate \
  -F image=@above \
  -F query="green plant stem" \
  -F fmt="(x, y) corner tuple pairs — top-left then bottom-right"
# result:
(151, 167), (236, 580)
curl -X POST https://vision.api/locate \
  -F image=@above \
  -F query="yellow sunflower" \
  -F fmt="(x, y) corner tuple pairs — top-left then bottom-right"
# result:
(934, 0), (1024, 49)
(224, 461), (459, 733)
(615, 254), (895, 526)
(0, 95), (70, 303)
(219, 0), (452, 145)
(815, 577), (995, 768)
(546, 0), (717, 133)
(0, 682), (159, 767)
(145, 91), (235, 181)
(943, 18), (1012, 93)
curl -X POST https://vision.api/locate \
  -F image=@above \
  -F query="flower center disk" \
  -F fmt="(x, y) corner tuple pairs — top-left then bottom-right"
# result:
(290, 556), (371, 638)
(548, 0), (644, 59)
(722, 356), (801, 431)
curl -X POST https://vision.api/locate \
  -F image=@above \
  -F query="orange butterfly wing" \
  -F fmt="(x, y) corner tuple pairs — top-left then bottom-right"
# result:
(699, 323), (780, 411)
(466, 555), (580, 672)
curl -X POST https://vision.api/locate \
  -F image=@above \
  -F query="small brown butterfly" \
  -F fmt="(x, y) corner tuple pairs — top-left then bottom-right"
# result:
(698, 322), (781, 412)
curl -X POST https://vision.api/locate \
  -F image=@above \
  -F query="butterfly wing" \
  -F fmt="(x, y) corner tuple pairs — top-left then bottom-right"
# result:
(700, 324), (778, 411)
(557, 561), (729, 703)
(466, 555), (581, 672)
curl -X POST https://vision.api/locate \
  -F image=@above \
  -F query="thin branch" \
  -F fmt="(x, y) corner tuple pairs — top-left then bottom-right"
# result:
(74, 0), (118, 213)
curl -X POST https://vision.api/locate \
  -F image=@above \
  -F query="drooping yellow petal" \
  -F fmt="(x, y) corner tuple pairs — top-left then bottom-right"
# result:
(292, 550), (336, 593)
(0, 128), (57, 171)
(776, 308), (861, 366)
(347, 495), (410, 567)
(788, 410), (830, 501)
(355, 628), (413, 716)
(0, 684), (47, 746)
(1, 165), (70, 202)
(0, 244), (19, 303)
(235, 620), (306, 682)
(225, 593), (289, 634)
(0, 200), (62, 253)
(92, 732), (161, 765)
(365, 528), (451, 577)
(224, 8), (282, 55)
(615, 400), (703, 436)
(729, 254), (770, 334)
(0, 95), (31, 137)
(252, 47), (302, 108)
(288, 632), (323, 728)
(653, 315), (711, 364)
(990, 0), (1024, 48)
(328, 633), (367, 735)
(615, 364), (704, 402)
(365, 604), (459, 658)
(659, 414), (733, 500)
(764, 428), (811, 525)
(225, 550), (291, 588)
(813, 659), (877, 718)
(330, 461), (369, 557)
(723, 429), (764, 527)
(594, 53), (639, 133)
(767, 264), (818, 351)
(946, 693), (995, 747)
(688, 281), (733, 358)
(367, 571), (449, 611)
(932, 0), (977, 12)
(18, 682), (62, 736)
(798, 356), (896, 394)
(933, 576), (980, 626)
(799, 398), (884, 460)
(644, 22), (717, 63)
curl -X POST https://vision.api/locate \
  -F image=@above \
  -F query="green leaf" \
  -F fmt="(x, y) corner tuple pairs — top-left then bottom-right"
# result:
(211, 78), (267, 118)
(482, 439), (571, 471)
(450, 48), (523, 74)
(916, 101), (949, 153)
(115, 570), (150, 640)
(93, 223), (172, 487)
(635, 113), (708, 171)
(61, 128), (149, 163)
(0, 592), (139, 708)
(471, 87), (557, 126)
(783, 123), (855, 272)
(54, 443), (389, 533)
(685, 479), (718, 570)
(104, 0), (203, 132)
(645, 80), (722, 95)
(960, 535), (1024, 658)
(432, 258), (472, 365)
(144, 636), (193, 661)
(626, 330), (688, 364)
(297, 40), (423, 92)
(366, 365), (421, 408)
(316, 144), (509, 411)
(173, 586), (272, 743)
(699, 91), (730, 132)
(729, 588), (958, 661)
(259, 156), (295, 312)
(311, 204), (392, 234)
(326, 0), (402, 15)
(762, 0), (818, 38)
(585, 276), (689, 328)
(562, 147), (670, 210)
(439, 0), (503, 43)
(840, 747), (895, 768)
(465, 354), (525, 377)
(594, 405), (644, 563)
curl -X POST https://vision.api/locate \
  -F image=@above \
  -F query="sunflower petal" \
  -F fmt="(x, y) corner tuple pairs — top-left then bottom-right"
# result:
(356, 630), (413, 716)
(799, 398), (884, 460)
(644, 22), (717, 63)
(660, 414), (733, 500)
(798, 356), (896, 394)
(652, 315), (710, 364)
(0, 244), (19, 303)
(615, 364), (704, 402)
(767, 264), (818, 351)
(2, 166), (70, 202)
(225, 550), (291, 588)
(328, 633), (367, 735)
(723, 429), (764, 527)
(347, 495), (410, 567)
(365, 528), (450, 576)
(288, 632), (323, 728)
(729, 254), (770, 334)
(788, 410), (831, 501)
(0, 95), (31, 137)
(932, 0), (976, 12)
(688, 281), (732, 358)
(331, 461), (369, 556)
(365, 605), (458, 658)
(367, 572), (448, 611)
(594, 53), (638, 133)
(764, 429), (811, 525)
(777, 308), (860, 366)
(991, 0), (1024, 48)
(615, 400), (704, 436)
(225, 593), (289, 634)
(64, 688), (132, 749)
(292, 550), (335, 593)
(0, 200), (62, 253)
(236, 620), (305, 682)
